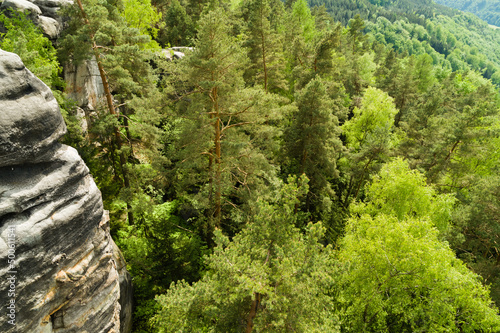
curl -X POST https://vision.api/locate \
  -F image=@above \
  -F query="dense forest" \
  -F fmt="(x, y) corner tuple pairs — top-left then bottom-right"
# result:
(2, 0), (500, 331)
(434, 0), (500, 27)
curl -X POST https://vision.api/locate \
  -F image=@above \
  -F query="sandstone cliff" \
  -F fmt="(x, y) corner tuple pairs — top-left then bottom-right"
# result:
(0, 49), (132, 332)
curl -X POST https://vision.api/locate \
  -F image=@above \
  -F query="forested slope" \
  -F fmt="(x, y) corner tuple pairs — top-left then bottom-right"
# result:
(308, 0), (500, 85)
(2, 0), (500, 332)
(434, 0), (500, 27)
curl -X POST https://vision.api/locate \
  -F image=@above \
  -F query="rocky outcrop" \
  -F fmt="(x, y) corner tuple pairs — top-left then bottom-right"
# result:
(0, 0), (65, 39)
(0, 0), (103, 125)
(63, 58), (105, 113)
(161, 47), (192, 60)
(0, 50), (132, 332)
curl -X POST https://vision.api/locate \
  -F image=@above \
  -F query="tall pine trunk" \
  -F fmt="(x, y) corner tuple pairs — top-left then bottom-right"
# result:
(75, 0), (134, 225)
(212, 86), (222, 226)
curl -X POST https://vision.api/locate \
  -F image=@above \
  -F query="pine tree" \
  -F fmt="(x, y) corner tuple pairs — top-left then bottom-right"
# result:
(398, 72), (499, 183)
(154, 177), (338, 332)
(168, 6), (284, 241)
(347, 14), (366, 53)
(158, 0), (195, 47)
(243, 0), (287, 93)
(59, 0), (162, 225)
(284, 78), (343, 217)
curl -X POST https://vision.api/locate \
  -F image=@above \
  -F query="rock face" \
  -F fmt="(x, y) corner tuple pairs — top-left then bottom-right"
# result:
(0, 0), (65, 39)
(63, 58), (105, 112)
(0, 0), (103, 125)
(0, 50), (132, 332)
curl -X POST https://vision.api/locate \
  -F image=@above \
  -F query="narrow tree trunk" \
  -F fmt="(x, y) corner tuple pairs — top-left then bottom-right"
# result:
(246, 292), (261, 333)
(259, 6), (268, 93)
(122, 109), (134, 152)
(353, 154), (376, 200)
(214, 109), (222, 226)
(75, 0), (134, 225)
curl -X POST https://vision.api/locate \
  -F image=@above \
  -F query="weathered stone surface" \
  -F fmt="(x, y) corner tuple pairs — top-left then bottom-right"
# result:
(161, 47), (193, 60)
(29, 0), (72, 20)
(0, 0), (42, 16)
(30, 0), (72, 8)
(0, 0), (69, 38)
(0, 50), (65, 168)
(0, 50), (132, 332)
(37, 15), (61, 39)
(64, 58), (105, 111)
(1, 0), (105, 113)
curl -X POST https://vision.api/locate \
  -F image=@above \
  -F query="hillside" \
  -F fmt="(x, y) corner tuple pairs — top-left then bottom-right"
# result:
(308, 0), (500, 85)
(434, 0), (500, 27)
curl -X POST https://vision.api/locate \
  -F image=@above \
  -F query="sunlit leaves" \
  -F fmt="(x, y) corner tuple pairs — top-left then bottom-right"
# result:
(342, 87), (398, 150)
(121, 0), (162, 50)
(338, 213), (500, 332)
(0, 11), (61, 87)
(357, 158), (456, 233)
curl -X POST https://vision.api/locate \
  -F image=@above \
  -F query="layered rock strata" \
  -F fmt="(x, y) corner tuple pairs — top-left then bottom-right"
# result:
(0, 50), (132, 332)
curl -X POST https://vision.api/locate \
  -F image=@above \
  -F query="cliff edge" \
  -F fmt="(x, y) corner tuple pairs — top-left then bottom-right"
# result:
(0, 49), (132, 332)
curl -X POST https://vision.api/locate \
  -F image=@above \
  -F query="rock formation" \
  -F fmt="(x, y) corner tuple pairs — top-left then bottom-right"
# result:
(0, 0), (104, 124)
(0, 49), (132, 332)
(0, 0), (65, 40)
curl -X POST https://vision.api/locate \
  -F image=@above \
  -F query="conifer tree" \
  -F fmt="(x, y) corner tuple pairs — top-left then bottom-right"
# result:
(59, 0), (161, 225)
(283, 0), (317, 93)
(168, 6), (284, 240)
(398, 72), (499, 183)
(291, 0), (317, 44)
(284, 78), (343, 217)
(158, 0), (195, 47)
(376, 53), (418, 127)
(347, 14), (366, 53)
(154, 177), (338, 332)
(243, 0), (287, 93)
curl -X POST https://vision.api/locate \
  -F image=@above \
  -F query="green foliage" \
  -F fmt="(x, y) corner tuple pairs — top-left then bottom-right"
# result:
(166, 6), (286, 238)
(0, 10), (61, 88)
(154, 177), (339, 332)
(342, 86), (398, 150)
(353, 158), (456, 234)
(59, 0), (164, 230)
(242, 0), (287, 93)
(398, 71), (500, 183)
(337, 213), (500, 332)
(284, 77), (344, 233)
(117, 201), (207, 332)
(158, 0), (195, 47)
(453, 176), (500, 306)
(285, 78), (342, 188)
(120, 0), (162, 49)
(292, 0), (318, 43)
(434, 0), (500, 27)
(50, 0), (500, 331)
(347, 14), (367, 53)
(337, 159), (500, 332)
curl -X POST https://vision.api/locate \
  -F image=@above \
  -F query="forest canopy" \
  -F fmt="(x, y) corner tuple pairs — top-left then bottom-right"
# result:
(1, 0), (500, 331)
